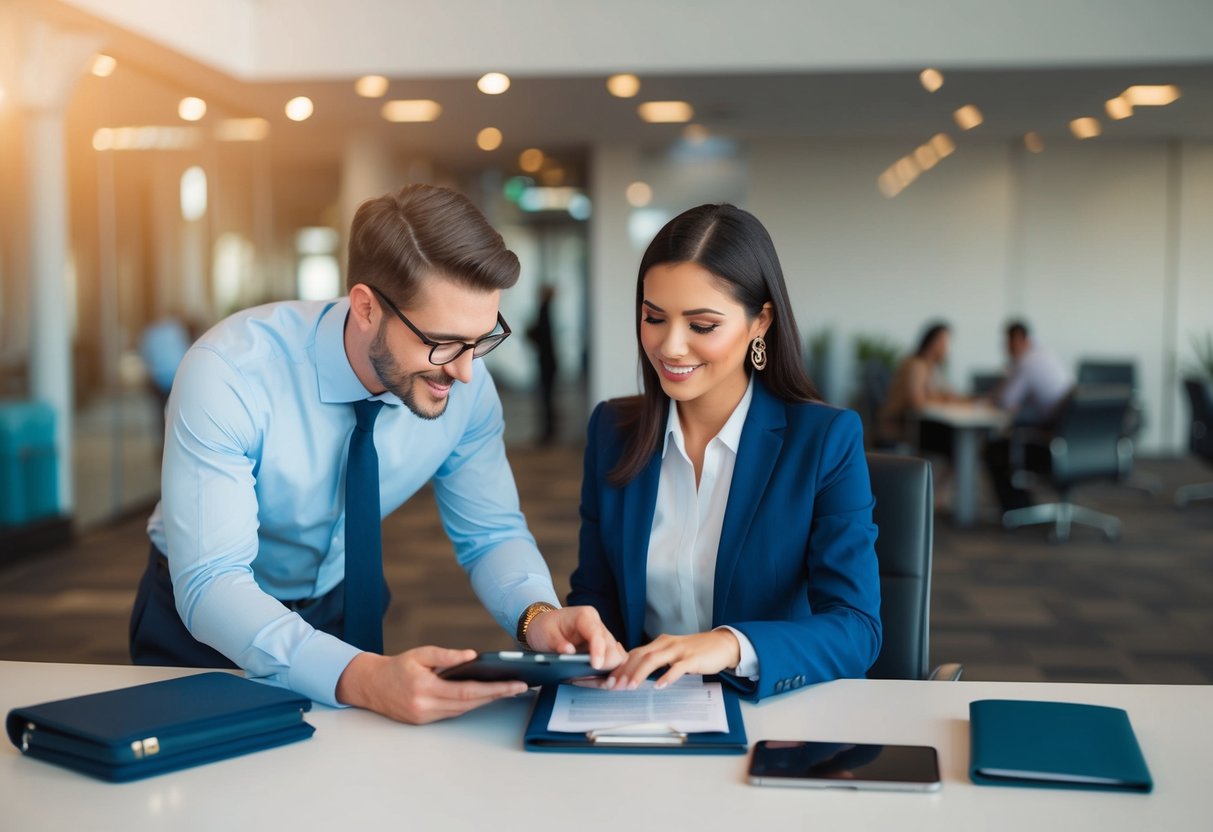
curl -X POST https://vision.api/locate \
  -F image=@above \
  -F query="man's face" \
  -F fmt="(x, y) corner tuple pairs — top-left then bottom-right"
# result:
(368, 277), (501, 420)
(1007, 332), (1027, 361)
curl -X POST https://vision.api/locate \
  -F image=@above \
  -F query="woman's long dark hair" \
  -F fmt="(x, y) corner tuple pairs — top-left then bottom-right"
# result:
(915, 321), (950, 359)
(607, 203), (820, 485)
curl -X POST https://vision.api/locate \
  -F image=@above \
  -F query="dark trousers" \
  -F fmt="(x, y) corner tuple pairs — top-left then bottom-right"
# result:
(983, 438), (1052, 512)
(129, 544), (372, 667)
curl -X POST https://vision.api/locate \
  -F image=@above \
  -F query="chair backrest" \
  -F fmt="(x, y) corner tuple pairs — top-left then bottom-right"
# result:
(970, 371), (1004, 397)
(1077, 360), (1135, 387)
(1078, 361), (1143, 438)
(1049, 384), (1133, 486)
(1182, 377), (1213, 461)
(865, 452), (933, 681)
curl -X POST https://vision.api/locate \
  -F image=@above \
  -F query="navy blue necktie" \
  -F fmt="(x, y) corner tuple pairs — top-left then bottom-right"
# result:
(344, 399), (385, 653)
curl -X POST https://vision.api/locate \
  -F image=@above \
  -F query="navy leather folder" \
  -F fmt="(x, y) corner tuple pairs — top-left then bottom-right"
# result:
(6, 672), (315, 782)
(969, 699), (1152, 792)
(523, 682), (747, 754)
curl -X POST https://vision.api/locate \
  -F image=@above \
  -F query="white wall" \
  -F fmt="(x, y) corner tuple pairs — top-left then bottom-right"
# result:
(588, 137), (1213, 453)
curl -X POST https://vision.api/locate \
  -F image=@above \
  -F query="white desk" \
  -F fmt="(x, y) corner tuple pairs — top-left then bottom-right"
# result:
(916, 403), (1009, 527)
(2, 661), (1206, 831)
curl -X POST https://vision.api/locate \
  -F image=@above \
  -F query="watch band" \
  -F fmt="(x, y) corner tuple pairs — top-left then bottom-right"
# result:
(516, 601), (557, 649)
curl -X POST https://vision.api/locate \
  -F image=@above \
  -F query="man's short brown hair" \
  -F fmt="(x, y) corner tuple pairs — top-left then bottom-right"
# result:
(347, 184), (520, 307)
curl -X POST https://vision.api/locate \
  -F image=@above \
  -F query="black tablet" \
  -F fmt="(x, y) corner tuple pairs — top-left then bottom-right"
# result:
(438, 651), (608, 686)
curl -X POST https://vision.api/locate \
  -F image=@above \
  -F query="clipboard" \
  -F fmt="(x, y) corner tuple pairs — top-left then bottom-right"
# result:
(523, 682), (748, 754)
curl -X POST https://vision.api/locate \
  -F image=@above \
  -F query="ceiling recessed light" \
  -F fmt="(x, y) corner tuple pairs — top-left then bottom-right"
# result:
(607, 74), (641, 98)
(381, 99), (442, 122)
(1070, 117), (1101, 140)
(355, 75), (389, 98)
(1122, 85), (1180, 106)
(930, 133), (956, 158)
(477, 127), (503, 151)
(178, 97), (207, 122)
(914, 144), (939, 170)
(215, 118), (270, 142)
(953, 105), (983, 131)
(477, 73), (511, 95)
(638, 101), (694, 123)
(919, 68), (944, 93)
(1105, 96), (1133, 120)
(285, 96), (314, 121)
(518, 148), (544, 172)
(1023, 132), (1045, 153)
(626, 181), (653, 207)
(92, 54), (117, 77)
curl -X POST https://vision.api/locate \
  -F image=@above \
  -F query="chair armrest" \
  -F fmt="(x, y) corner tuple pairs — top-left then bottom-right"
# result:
(926, 663), (965, 681)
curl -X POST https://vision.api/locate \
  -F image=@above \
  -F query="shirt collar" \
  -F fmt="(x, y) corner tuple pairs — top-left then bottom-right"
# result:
(315, 298), (401, 406)
(661, 375), (755, 459)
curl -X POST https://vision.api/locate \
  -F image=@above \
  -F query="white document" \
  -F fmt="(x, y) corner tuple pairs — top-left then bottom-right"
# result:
(547, 675), (729, 734)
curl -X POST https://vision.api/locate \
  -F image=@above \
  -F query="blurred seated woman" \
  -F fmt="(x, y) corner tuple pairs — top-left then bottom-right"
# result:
(877, 321), (966, 454)
(568, 203), (882, 701)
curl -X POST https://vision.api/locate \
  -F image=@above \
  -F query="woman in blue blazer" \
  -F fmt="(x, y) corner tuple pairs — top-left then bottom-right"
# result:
(569, 203), (882, 701)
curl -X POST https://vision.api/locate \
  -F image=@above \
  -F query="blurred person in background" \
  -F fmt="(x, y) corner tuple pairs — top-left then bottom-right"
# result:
(982, 320), (1075, 511)
(878, 321), (966, 454)
(526, 283), (559, 444)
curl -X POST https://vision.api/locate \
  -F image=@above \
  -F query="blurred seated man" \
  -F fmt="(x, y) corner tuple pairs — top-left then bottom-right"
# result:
(982, 320), (1074, 511)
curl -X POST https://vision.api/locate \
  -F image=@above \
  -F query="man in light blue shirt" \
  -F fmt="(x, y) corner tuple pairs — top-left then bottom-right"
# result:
(130, 185), (622, 724)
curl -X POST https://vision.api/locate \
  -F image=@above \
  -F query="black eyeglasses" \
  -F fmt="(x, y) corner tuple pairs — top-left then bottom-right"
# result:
(368, 285), (511, 366)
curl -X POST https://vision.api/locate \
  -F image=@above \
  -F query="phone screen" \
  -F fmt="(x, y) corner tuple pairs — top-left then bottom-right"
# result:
(749, 741), (940, 789)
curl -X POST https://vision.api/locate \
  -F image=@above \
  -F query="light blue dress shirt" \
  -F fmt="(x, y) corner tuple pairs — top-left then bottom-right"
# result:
(147, 298), (559, 706)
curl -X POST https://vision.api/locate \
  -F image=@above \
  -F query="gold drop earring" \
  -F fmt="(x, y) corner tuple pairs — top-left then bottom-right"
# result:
(750, 335), (767, 371)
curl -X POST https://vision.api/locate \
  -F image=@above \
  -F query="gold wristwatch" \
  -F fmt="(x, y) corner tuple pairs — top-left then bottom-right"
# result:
(516, 601), (557, 650)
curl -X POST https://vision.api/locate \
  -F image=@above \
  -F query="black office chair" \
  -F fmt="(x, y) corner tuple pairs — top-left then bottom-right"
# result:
(1002, 384), (1132, 542)
(1176, 377), (1213, 508)
(970, 371), (1004, 397)
(1076, 360), (1159, 496)
(866, 452), (962, 681)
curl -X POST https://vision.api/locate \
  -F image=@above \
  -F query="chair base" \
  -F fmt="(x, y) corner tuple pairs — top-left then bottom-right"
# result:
(1175, 481), (1213, 508)
(1002, 501), (1121, 542)
(1116, 470), (1162, 497)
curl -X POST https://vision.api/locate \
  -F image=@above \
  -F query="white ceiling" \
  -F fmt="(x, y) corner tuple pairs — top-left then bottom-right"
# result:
(35, 1), (1213, 176)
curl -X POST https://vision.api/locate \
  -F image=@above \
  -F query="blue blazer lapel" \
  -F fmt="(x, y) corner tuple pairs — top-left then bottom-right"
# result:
(713, 380), (786, 623)
(621, 438), (662, 647)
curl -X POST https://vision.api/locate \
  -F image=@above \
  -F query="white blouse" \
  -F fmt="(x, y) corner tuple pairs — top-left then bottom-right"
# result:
(646, 378), (759, 679)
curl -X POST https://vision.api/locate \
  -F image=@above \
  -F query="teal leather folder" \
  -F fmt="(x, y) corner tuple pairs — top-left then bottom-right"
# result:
(969, 699), (1152, 793)
(5, 672), (314, 782)
(523, 682), (747, 754)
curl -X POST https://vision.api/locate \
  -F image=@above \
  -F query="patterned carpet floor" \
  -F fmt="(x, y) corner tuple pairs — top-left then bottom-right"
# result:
(2, 443), (1211, 685)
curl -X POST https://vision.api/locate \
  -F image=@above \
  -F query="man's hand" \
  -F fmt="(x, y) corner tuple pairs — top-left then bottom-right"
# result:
(335, 647), (527, 724)
(607, 630), (741, 691)
(523, 605), (626, 671)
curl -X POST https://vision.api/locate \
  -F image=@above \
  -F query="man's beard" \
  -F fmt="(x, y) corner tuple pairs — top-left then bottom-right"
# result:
(368, 321), (449, 421)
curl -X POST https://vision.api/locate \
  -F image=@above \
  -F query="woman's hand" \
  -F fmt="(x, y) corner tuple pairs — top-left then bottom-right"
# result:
(607, 630), (741, 691)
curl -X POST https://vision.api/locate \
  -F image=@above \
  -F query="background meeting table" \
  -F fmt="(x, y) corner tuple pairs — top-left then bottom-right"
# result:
(915, 402), (1010, 527)
(2, 661), (1206, 831)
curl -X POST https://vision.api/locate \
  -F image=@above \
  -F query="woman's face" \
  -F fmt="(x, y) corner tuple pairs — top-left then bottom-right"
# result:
(639, 261), (771, 409)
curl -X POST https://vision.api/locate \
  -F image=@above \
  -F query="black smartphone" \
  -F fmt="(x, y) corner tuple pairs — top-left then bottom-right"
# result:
(437, 651), (607, 687)
(748, 740), (941, 792)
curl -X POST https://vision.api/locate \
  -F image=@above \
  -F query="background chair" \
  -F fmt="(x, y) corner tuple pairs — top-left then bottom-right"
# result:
(970, 371), (1004, 397)
(1076, 359), (1159, 495)
(865, 452), (962, 681)
(1002, 384), (1132, 542)
(1176, 377), (1213, 507)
